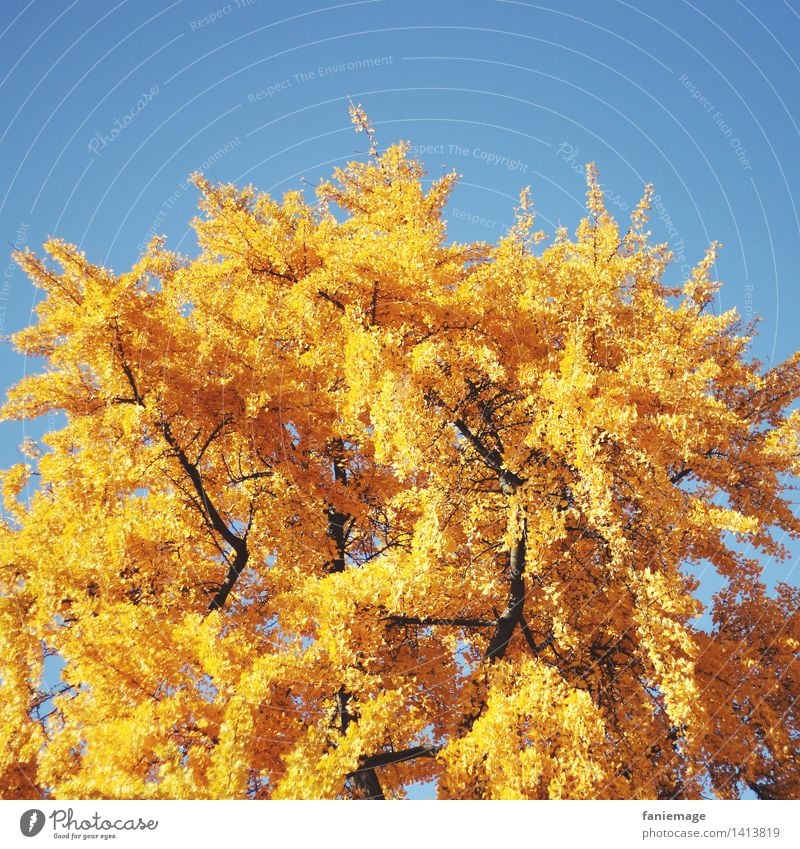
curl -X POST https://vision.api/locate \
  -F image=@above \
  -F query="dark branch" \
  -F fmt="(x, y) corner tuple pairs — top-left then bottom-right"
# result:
(208, 546), (250, 611)
(370, 280), (378, 325)
(161, 420), (242, 552)
(195, 414), (232, 465)
(745, 779), (782, 801)
(484, 519), (527, 662)
(519, 615), (552, 657)
(358, 744), (441, 771)
(453, 418), (524, 493)
(669, 467), (692, 484)
(326, 505), (348, 574)
(227, 470), (273, 485)
(326, 456), (384, 800)
(160, 419), (249, 611)
(336, 689), (385, 800)
(317, 289), (345, 311)
(252, 263), (296, 284)
(384, 615), (496, 629)
(113, 337), (144, 407)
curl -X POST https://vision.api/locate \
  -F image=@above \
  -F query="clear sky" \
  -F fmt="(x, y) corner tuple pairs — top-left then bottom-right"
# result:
(2, 0), (799, 800)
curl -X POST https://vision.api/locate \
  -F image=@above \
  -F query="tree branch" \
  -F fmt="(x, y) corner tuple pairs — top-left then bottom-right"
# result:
(195, 414), (232, 465)
(161, 420), (242, 552)
(669, 467), (692, 484)
(384, 615), (496, 629)
(519, 615), (552, 658)
(326, 448), (350, 574)
(317, 289), (345, 312)
(358, 744), (441, 771)
(336, 688), (385, 800)
(160, 418), (249, 611)
(325, 454), (385, 800)
(112, 333), (144, 407)
(370, 280), (378, 325)
(208, 546), (250, 611)
(484, 520), (527, 661)
(453, 418), (524, 493)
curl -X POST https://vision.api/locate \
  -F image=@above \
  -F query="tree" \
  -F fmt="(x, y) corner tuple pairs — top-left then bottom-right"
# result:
(1, 108), (799, 800)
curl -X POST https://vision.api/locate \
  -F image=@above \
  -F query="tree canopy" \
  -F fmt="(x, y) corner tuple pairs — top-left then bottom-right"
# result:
(2, 109), (799, 800)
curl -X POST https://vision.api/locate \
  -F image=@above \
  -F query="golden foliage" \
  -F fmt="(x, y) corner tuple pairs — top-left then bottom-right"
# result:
(2, 113), (799, 800)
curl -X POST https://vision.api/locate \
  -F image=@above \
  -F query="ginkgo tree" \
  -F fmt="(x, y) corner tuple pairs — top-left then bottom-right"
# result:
(1, 108), (799, 800)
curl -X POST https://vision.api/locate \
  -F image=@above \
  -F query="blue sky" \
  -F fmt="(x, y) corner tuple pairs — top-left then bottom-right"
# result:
(1, 0), (799, 799)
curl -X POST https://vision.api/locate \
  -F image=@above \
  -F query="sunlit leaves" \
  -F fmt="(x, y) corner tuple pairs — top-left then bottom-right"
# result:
(1, 115), (798, 800)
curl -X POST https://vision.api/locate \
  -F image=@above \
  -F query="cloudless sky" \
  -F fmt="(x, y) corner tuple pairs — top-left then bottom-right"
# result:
(1, 0), (799, 800)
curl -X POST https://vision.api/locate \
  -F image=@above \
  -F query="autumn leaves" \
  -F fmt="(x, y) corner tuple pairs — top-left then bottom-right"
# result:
(1, 110), (799, 799)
